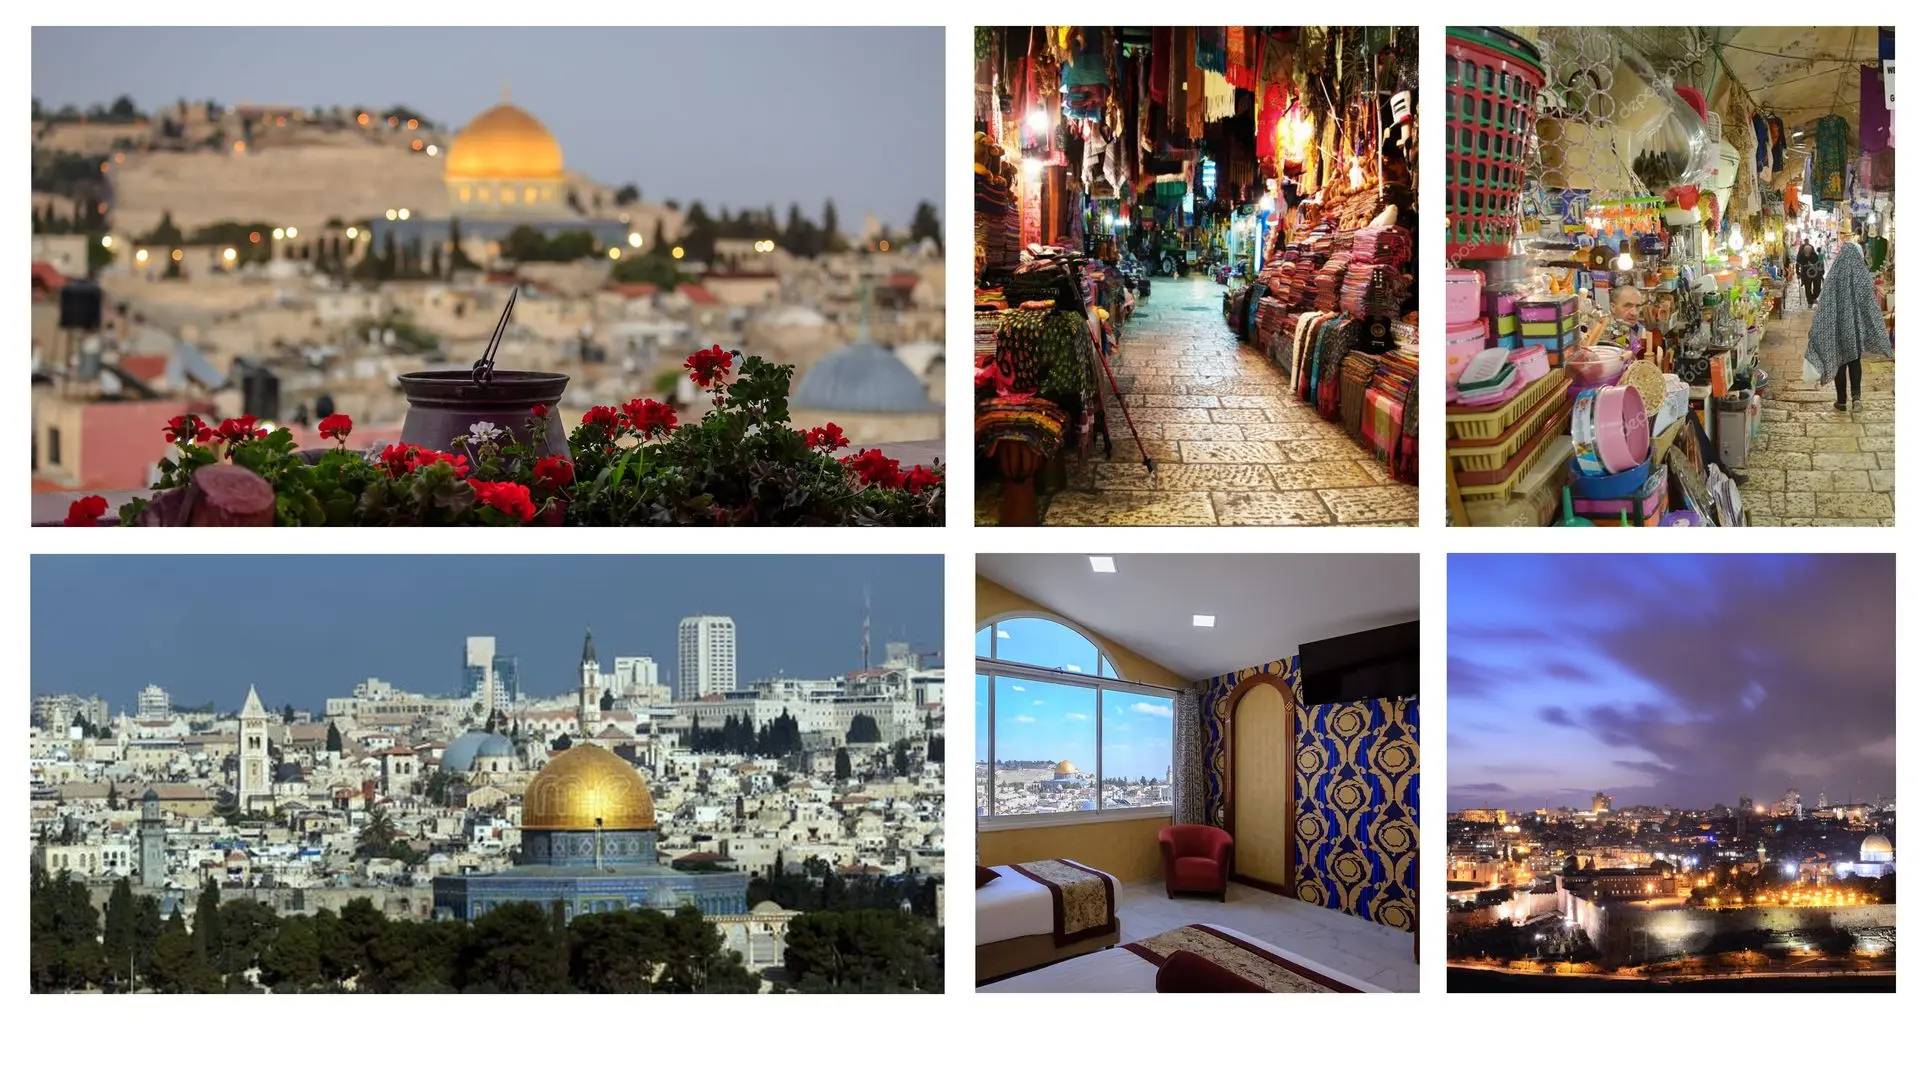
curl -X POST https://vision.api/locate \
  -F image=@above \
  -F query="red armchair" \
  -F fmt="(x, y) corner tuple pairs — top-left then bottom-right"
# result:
(1159, 824), (1233, 900)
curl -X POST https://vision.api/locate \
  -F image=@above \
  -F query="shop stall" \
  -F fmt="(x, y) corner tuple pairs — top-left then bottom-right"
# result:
(1444, 27), (1895, 527)
(975, 26), (1421, 527)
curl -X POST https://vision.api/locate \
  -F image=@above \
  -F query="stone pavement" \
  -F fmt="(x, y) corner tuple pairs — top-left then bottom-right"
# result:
(976, 275), (1418, 526)
(1740, 291), (1894, 525)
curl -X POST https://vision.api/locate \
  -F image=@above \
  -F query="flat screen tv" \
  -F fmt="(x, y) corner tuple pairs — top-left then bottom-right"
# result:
(1297, 621), (1418, 705)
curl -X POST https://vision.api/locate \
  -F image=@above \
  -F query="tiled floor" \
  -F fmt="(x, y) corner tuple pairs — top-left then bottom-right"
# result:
(976, 276), (1418, 526)
(1113, 879), (1419, 992)
(1743, 291), (1895, 525)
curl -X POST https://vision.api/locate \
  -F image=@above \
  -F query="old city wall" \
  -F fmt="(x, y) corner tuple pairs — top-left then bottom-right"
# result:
(92, 882), (436, 924)
(1584, 900), (1896, 964)
(110, 145), (445, 236)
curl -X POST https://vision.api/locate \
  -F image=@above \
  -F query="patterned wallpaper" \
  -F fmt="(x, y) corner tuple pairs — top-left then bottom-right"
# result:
(1195, 657), (1418, 933)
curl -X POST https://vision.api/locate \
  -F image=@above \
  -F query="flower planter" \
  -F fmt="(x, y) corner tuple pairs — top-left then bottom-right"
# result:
(397, 370), (570, 459)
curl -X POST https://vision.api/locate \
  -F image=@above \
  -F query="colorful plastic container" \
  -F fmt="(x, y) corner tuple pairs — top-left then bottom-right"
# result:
(1446, 268), (1485, 324)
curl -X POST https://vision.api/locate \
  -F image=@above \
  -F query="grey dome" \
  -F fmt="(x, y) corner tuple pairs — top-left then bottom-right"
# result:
(442, 730), (513, 771)
(791, 342), (933, 413)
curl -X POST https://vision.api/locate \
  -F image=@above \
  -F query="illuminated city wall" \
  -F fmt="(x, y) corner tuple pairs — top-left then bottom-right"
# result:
(1577, 898), (1896, 965)
(1196, 657), (1418, 932)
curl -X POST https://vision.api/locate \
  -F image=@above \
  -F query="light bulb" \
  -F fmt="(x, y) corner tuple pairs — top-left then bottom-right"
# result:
(1616, 252), (1634, 271)
(1348, 162), (1365, 187)
(1025, 109), (1048, 133)
(1728, 225), (1744, 249)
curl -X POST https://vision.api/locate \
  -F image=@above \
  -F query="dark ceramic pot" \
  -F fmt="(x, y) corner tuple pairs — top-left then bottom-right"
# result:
(396, 370), (569, 459)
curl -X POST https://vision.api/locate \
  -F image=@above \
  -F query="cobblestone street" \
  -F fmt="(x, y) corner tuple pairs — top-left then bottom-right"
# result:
(978, 276), (1418, 525)
(1742, 292), (1895, 525)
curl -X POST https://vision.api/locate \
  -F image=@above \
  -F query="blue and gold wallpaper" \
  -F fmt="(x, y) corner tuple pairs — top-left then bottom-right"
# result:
(1195, 657), (1417, 933)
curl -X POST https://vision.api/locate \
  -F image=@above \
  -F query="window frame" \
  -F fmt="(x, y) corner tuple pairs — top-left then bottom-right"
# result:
(976, 614), (1175, 831)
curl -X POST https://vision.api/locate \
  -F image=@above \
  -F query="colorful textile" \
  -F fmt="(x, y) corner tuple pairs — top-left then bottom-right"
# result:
(1804, 242), (1893, 384)
(1813, 115), (1850, 207)
(1225, 26), (1258, 90)
(1195, 27), (1227, 74)
(1861, 65), (1890, 154)
(1008, 859), (1117, 945)
(995, 307), (1092, 403)
(1124, 925), (1364, 992)
(975, 397), (1070, 462)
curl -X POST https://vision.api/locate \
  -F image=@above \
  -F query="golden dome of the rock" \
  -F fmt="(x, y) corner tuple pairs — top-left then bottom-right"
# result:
(445, 102), (565, 182)
(1054, 760), (1078, 776)
(522, 744), (655, 830)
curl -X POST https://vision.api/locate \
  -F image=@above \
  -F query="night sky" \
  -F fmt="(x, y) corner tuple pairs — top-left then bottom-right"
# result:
(31, 26), (944, 227)
(1449, 555), (1895, 811)
(32, 555), (942, 714)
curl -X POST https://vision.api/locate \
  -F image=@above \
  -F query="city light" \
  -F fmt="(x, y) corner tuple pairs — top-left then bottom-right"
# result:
(671, 246), (685, 259)
(607, 247), (622, 260)
(627, 232), (643, 248)
(100, 236), (113, 249)
(273, 228), (286, 240)
(385, 209), (398, 221)
(345, 227), (359, 240)
(398, 208), (411, 221)
(426, 145), (439, 157)
(285, 227), (299, 239)
(222, 248), (237, 262)
(134, 249), (149, 263)
(1025, 108), (1049, 134)
(170, 249), (183, 262)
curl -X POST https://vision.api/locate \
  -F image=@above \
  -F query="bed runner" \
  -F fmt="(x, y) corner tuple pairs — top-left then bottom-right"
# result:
(1123, 924), (1363, 992)
(1007, 859), (1117, 945)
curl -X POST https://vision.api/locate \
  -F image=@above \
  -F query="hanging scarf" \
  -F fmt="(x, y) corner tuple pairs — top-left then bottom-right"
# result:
(1813, 114), (1850, 207)
(1860, 65), (1890, 154)
(1767, 114), (1787, 172)
(1150, 27), (1172, 104)
(1196, 28), (1227, 74)
(1804, 242), (1891, 383)
(1225, 27), (1258, 90)
(1751, 113), (1770, 180)
(1185, 28), (1207, 139)
(1203, 70), (1236, 122)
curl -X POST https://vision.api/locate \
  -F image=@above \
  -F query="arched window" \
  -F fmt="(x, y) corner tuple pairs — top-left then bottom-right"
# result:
(975, 614), (1173, 823)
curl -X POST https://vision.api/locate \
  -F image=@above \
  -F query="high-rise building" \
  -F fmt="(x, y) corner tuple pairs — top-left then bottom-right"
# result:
(1592, 791), (1613, 813)
(237, 685), (272, 813)
(1783, 788), (1803, 818)
(137, 683), (170, 721)
(463, 636), (519, 713)
(614, 656), (661, 695)
(138, 787), (166, 888)
(678, 615), (737, 700)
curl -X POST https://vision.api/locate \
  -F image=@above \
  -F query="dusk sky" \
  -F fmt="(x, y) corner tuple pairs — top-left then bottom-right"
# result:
(32, 555), (941, 714)
(1449, 555), (1895, 812)
(31, 26), (944, 226)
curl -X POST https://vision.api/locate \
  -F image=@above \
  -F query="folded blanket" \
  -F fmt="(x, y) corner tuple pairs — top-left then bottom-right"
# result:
(1126, 924), (1364, 992)
(1009, 858), (1117, 946)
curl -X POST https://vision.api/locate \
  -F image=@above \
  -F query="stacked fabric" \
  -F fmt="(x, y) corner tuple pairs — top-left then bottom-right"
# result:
(1314, 253), (1352, 312)
(1350, 225), (1412, 268)
(975, 168), (1020, 270)
(976, 396), (1071, 462)
(1363, 346), (1420, 481)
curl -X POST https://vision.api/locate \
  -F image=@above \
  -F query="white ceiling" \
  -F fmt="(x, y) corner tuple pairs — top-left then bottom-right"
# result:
(976, 554), (1419, 683)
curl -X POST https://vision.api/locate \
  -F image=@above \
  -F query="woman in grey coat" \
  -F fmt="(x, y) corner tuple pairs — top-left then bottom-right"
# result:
(1804, 241), (1892, 413)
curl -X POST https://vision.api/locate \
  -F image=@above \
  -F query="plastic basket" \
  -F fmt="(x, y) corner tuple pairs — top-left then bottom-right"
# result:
(1446, 368), (1568, 440)
(1445, 30), (1545, 261)
(1447, 381), (1570, 472)
(1456, 404), (1572, 500)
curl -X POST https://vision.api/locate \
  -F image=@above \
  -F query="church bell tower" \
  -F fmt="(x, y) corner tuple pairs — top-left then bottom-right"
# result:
(578, 628), (602, 733)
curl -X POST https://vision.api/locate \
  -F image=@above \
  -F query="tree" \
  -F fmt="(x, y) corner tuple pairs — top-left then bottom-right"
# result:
(679, 201), (717, 263)
(107, 782), (120, 811)
(847, 714), (882, 744)
(834, 747), (852, 783)
(927, 736), (944, 764)
(783, 909), (940, 992)
(356, 808), (399, 860)
(259, 914), (322, 991)
(107, 94), (139, 121)
(892, 740), (911, 777)
(614, 183), (641, 206)
(281, 704), (296, 724)
(326, 722), (343, 754)
(102, 877), (137, 990)
(363, 917), (463, 992)
(215, 899), (280, 975)
(149, 909), (220, 993)
(191, 878), (223, 962)
(821, 199), (845, 252)
(446, 217), (478, 273)
(458, 902), (568, 993)
(143, 210), (185, 246)
(568, 908), (672, 992)
(909, 201), (943, 251)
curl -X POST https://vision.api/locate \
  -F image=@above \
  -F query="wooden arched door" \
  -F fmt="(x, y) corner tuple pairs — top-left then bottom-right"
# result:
(1227, 675), (1295, 894)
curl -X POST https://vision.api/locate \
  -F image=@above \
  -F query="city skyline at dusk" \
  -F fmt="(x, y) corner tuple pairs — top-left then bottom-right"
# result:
(1449, 554), (1895, 812)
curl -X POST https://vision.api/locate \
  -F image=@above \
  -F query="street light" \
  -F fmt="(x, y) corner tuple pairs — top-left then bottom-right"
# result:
(607, 247), (622, 260)
(671, 246), (685, 259)
(100, 235), (113, 249)
(345, 227), (359, 240)
(222, 248), (237, 262)
(628, 232), (643, 248)
(273, 228), (286, 240)
(385, 209), (398, 221)
(398, 208), (411, 221)
(285, 226), (299, 239)
(135, 249), (149, 264)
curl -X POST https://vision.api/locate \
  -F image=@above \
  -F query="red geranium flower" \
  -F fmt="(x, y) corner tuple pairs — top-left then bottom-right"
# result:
(532, 455), (575, 489)
(64, 494), (109, 527)
(162, 414), (209, 445)
(379, 442), (417, 477)
(581, 405), (622, 433)
(215, 414), (266, 444)
(685, 344), (733, 389)
(840, 448), (903, 489)
(530, 403), (549, 418)
(805, 422), (849, 451)
(901, 464), (940, 494)
(620, 398), (679, 439)
(317, 414), (353, 442)
(470, 479), (536, 522)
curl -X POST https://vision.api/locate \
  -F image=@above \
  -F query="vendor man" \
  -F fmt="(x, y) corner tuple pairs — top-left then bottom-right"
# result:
(1601, 284), (1647, 357)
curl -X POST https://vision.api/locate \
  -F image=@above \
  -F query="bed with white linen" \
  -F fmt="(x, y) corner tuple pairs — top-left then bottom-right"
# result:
(978, 921), (1390, 993)
(975, 862), (1122, 982)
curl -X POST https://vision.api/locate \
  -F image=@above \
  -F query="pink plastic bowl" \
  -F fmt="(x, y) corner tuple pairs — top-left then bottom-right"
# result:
(1594, 384), (1650, 472)
(1446, 269), (1484, 325)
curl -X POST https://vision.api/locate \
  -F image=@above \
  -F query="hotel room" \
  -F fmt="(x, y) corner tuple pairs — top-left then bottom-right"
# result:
(974, 554), (1419, 993)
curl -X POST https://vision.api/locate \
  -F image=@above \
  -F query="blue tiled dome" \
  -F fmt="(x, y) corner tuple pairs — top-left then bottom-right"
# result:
(791, 342), (933, 413)
(442, 730), (514, 771)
